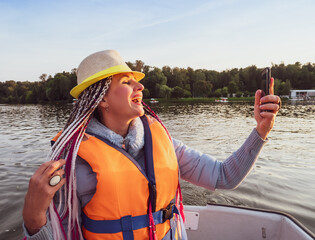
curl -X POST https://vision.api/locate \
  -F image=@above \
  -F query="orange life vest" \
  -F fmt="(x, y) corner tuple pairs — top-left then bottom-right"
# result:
(77, 116), (179, 240)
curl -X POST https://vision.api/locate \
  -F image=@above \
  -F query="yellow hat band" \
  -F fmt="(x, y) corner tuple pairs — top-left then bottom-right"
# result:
(70, 64), (145, 99)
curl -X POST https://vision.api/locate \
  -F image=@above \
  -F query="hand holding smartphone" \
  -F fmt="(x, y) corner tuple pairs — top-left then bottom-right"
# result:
(261, 67), (271, 96)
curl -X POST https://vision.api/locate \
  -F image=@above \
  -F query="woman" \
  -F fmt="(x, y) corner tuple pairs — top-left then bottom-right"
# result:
(23, 50), (281, 240)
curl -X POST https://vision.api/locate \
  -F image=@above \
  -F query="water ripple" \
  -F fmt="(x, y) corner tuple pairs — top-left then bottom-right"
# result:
(0, 102), (314, 238)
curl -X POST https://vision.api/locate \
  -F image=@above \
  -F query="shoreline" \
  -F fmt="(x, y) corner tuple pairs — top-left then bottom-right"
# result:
(0, 97), (295, 105)
(144, 97), (255, 104)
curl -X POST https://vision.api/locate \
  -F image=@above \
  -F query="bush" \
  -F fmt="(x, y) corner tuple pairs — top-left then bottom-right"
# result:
(236, 91), (242, 98)
(222, 87), (228, 97)
(25, 90), (35, 103)
(183, 89), (192, 98)
(171, 86), (186, 98)
(158, 85), (172, 99)
(214, 89), (222, 98)
(142, 88), (150, 99)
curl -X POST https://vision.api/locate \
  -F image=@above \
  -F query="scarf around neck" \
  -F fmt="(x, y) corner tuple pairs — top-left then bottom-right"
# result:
(86, 117), (145, 158)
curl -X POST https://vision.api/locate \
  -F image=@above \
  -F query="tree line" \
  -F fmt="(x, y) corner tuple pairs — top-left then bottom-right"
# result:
(1, 61), (314, 104)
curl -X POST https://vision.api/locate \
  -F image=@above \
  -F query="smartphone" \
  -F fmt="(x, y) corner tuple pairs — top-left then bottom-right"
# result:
(261, 67), (271, 96)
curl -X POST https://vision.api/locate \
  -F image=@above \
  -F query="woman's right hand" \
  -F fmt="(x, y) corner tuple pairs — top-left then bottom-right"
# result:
(23, 159), (66, 235)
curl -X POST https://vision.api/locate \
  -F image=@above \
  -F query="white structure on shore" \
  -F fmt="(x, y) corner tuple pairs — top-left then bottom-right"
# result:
(290, 90), (315, 100)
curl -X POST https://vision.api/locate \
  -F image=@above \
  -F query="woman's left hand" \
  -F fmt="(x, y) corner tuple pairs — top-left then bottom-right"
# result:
(254, 77), (281, 140)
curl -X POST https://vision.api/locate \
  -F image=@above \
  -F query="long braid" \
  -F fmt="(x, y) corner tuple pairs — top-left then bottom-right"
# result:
(48, 76), (112, 240)
(142, 101), (172, 140)
(142, 101), (185, 225)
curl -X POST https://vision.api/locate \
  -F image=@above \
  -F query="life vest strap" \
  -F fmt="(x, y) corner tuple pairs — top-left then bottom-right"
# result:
(81, 205), (179, 236)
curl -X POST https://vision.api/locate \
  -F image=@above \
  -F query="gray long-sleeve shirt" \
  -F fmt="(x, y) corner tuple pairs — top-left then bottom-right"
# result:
(23, 118), (266, 239)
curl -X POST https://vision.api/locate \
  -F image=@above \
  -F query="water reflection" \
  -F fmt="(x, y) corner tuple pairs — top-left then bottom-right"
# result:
(148, 101), (315, 233)
(153, 101), (315, 120)
(0, 102), (314, 239)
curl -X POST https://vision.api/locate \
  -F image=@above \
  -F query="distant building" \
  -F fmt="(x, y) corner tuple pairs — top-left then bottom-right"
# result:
(290, 90), (315, 100)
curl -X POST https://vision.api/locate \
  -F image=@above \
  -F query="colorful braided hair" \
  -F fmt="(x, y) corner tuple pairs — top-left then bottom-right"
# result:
(142, 102), (185, 225)
(48, 76), (112, 240)
(47, 76), (184, 240)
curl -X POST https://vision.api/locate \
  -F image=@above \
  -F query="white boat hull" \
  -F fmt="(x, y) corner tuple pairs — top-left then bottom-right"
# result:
(184, 204), (314, 240)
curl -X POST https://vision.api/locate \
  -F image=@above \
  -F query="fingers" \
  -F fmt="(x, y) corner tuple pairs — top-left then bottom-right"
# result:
(254, 90), (263, 121)
(259, 111), (277, 119)
(29, 159), (66, 190)
(43, 159), (66, 177)
(260, 95), (281, 105)
(259, 103), (280, 113)
(259, 94), (281, 114)
(35, 159), (66, 176)
(255, 90), (262, 107)
(29, 162), (66, 193)
(269, 77), (274, 95)
(34, 160), (55, 175)
(52, 168), (65, 177)
(23, 159), (67, 233)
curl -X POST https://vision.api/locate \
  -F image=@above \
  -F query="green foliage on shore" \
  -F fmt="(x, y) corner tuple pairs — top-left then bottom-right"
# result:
(1, 62), (314, 104)
(0, 71), (77, 104)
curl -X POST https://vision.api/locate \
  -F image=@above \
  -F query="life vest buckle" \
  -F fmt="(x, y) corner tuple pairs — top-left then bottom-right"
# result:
(162, 202), (175, 222)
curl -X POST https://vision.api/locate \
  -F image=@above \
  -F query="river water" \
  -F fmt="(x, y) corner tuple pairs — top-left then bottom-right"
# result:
(0, 102), (314, 239)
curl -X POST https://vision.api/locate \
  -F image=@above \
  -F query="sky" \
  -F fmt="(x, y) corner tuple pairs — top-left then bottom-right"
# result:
(0, 0), (314, 82)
